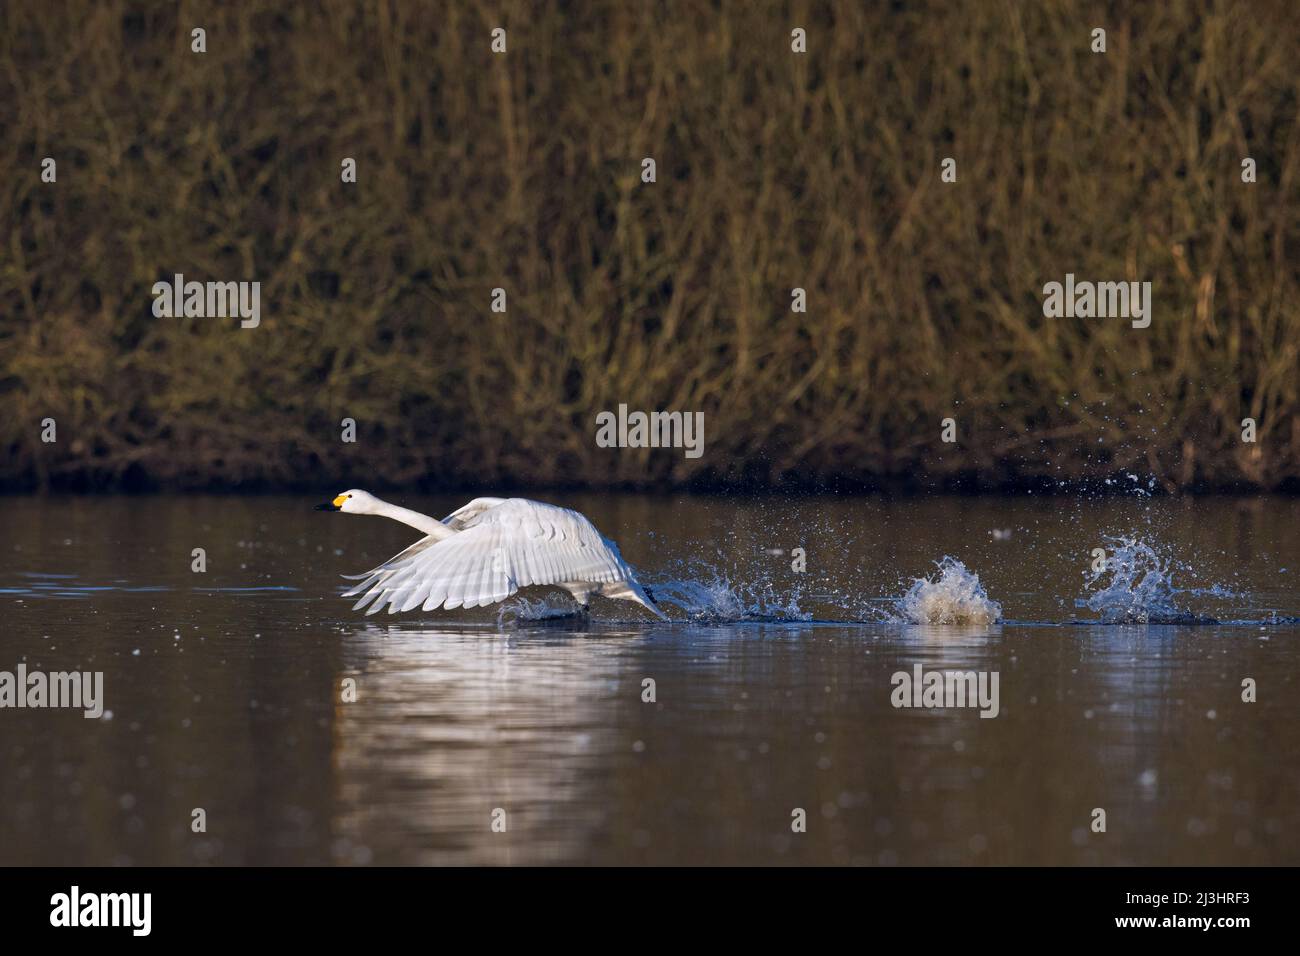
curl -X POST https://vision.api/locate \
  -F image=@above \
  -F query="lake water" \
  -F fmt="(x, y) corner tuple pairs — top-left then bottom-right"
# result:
(1, 493), (1298, 865)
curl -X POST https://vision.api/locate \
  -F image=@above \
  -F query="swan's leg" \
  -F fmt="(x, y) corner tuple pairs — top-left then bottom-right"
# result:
(561, 583), (593, 615)
(597, 580), (667, 620)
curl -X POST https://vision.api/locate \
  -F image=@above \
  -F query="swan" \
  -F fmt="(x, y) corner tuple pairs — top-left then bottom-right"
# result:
(315, 490), (666, 619)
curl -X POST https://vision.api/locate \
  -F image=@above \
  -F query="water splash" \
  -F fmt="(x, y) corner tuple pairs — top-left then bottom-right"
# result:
(1080, 537), (1229, 624)
(646, 555), (1005, 626)
(650, 564), (813, 623)
(894, 557), (1003, 625)
(497, 595), (586, 627)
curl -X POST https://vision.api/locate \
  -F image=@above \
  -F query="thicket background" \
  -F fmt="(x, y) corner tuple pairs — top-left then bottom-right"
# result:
(2, 1), (1298, 492)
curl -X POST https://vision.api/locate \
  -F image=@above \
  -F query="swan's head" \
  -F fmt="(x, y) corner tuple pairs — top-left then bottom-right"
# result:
(315, 489), (380, 514)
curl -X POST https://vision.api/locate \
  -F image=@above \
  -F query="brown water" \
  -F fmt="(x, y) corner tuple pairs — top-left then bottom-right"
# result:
(1, 493), (1298, 865)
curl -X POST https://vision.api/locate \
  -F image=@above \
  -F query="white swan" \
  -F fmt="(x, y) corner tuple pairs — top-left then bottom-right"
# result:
(316, 490), (665, 618)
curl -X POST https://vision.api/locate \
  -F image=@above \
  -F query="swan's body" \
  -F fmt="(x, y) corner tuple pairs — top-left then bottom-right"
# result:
(316, 490), (665, 618)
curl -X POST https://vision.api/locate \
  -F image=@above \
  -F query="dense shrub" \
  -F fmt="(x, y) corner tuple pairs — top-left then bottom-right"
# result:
(2, 1), (1297, 491)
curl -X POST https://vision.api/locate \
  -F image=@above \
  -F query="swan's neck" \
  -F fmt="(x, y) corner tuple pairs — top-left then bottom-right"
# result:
(371, 499), (455, 539)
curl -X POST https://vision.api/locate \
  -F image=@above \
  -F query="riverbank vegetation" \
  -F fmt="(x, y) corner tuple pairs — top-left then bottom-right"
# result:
(3, 2), (1297, 492)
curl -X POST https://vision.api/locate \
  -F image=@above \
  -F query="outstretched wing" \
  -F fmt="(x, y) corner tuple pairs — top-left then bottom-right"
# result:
(441, 497), (507, 530)
(342, 498), (636, 614)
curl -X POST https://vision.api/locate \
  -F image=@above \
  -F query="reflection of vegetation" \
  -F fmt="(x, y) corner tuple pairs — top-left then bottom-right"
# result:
(2, 3), (1297, 491)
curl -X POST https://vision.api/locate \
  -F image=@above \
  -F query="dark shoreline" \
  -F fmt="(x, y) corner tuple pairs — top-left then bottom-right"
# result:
(4, 473), (1298, 497)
